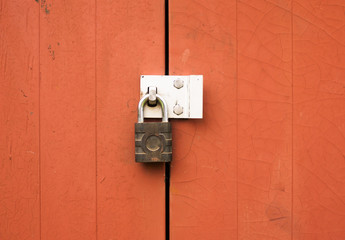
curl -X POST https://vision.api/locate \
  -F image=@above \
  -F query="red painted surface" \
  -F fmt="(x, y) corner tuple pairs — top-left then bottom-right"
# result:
(0, 1), (40, 239)
(170, 0), (345, 239)
(40, 0), (96, 238)
(1, 0), (165, 239)
(1, 0), (345, 239)
(169, 0), (238, 239)
(96, 0), (165, 239)
(237, 1), (292, 239)
(293, 1), (345, 239)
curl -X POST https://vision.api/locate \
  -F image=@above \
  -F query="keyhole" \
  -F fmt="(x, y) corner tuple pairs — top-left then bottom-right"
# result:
(145, 135), (161, 151)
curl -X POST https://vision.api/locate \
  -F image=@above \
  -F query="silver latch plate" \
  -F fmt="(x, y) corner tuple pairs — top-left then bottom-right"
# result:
(140, 75), (203, 119)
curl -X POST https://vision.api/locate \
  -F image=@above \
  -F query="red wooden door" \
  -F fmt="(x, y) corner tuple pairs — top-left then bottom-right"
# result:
(1, 0), (165, 239)
(170, 0), (345, 239)
(1, 0), (345, 240)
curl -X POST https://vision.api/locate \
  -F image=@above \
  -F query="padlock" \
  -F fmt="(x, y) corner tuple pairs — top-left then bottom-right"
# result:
(135, 94), (172, 163)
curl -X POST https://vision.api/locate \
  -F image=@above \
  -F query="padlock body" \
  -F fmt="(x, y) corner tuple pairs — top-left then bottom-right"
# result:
(135, 122), (172, 163)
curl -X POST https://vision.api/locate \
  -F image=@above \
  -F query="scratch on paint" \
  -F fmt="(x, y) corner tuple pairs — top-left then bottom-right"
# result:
(21, 90), (28, 97)
(48, 45), (55, 60)
(40, 0), (50, 14)
(100, 177), (106, 183)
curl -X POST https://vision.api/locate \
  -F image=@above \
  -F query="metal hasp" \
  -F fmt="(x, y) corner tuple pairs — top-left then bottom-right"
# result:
(140, 75), (203, 119)
(135, 93), (172, 163)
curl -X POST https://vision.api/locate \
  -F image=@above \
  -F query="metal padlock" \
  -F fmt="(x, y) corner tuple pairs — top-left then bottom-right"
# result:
(135, 94), (172, 163)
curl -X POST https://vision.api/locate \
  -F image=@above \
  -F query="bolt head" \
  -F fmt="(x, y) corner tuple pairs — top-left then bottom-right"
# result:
(173, 104), (184, 115)
(174, 79), (184, 89)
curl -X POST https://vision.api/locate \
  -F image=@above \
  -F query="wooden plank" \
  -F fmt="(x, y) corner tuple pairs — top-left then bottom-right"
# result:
(39, 0), (96, 239)
(237, 1), (292, 239)
(0, 1), (40, 239)
(96, 0), (166, 239)
(293, 1), (345, 239)
(169, 0), (238, 239)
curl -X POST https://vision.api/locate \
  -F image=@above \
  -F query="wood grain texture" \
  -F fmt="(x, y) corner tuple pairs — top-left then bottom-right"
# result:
(2, 0), (345, 239)
(169, 0), (238, 239)
(293, 1), (345, 239)
(96, 0), (166, 239)
(39, 0), (96, 239)
(0, 1), (40, 239)
(237, 1), (292, 239)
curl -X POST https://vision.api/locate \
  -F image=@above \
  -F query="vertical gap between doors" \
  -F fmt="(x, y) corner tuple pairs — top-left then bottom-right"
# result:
(95, 0), (98, 238)
(38, 1), (42, 239)
(291, 1), (294, 239)
(164, 0), (170, 239)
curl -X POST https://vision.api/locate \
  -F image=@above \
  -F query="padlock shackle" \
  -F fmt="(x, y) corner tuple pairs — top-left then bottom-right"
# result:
(138, 94), (168, 123)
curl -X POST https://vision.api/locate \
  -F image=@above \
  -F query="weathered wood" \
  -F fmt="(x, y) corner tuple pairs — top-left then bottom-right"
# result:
(40, 0), (96, 239)
(169, 0), (238, 239)
(2, 0), (345, 239)
(0, 1), (40, 239)
(293, 1), (345, 238)
(237, 1), (292, 239)
(96, 0), (166, 239)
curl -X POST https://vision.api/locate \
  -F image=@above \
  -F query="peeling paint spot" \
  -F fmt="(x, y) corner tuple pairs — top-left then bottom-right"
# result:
(21, 90), (28, 97)
(127, 98), (137, 112)
(269, 216), (287, 222)
(41, 0), (50, 14)
(181, 49), (190, 64)
(48, 44), (55, 60)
